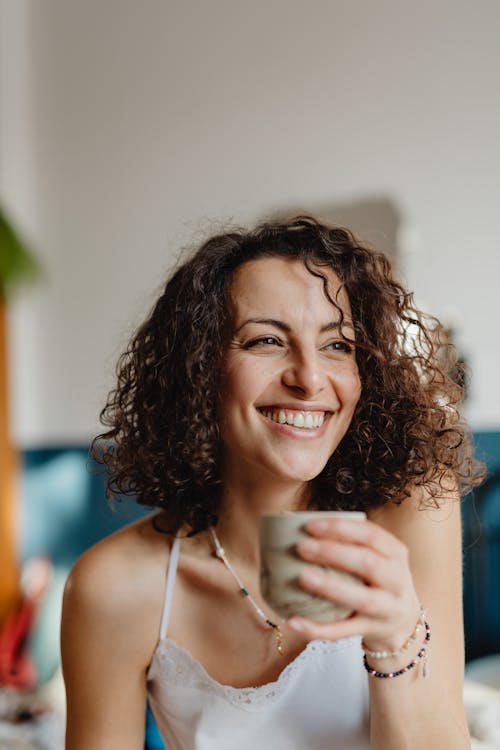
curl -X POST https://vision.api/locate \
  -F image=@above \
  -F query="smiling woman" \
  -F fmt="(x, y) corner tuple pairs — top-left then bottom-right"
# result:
(220, 258), (361, 488)
(61, 216), (483, 750)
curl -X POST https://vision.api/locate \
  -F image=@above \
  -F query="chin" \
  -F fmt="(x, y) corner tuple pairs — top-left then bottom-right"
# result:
(279, 460), (330, 484)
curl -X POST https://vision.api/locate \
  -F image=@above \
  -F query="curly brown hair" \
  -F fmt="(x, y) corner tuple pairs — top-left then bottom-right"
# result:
(92, 216), (483, 533)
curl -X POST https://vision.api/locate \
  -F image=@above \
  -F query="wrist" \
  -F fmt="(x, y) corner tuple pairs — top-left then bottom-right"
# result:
(363, 618), (431, 680)
(362, 605), (425, 658)
(362, 606), (431, 681)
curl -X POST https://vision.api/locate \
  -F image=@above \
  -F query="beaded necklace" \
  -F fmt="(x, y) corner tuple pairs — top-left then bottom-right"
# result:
(209, 527), (284, 655)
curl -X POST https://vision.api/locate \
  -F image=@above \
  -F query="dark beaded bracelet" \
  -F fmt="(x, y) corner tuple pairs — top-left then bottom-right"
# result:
(363, 620), (431, 679)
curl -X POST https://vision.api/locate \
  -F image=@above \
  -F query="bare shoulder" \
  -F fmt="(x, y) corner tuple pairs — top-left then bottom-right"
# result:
(367, 478), (461, 546)
(61, 513), (173, 748)
(63, 512), (171, 665)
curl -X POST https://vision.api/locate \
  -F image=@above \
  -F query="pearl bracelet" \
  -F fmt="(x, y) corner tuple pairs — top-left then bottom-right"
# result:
(362, 605), (426, 659)
(363, 618), (431, 679)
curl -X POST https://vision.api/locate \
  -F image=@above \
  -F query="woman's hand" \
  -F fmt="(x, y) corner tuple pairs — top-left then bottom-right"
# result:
(287, 516), (421, 652)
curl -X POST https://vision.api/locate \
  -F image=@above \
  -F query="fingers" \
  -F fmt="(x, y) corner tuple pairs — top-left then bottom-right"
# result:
(287, 611), (373, 642)
(305, 517), (409, 562)
(287, 518), (420, 649)
(288, 518), (418, 650)
(297, 537), (401, 592)
(287, 566), (418, 646)
(296, 518), (409, 591)
(298, 566), (393, 618)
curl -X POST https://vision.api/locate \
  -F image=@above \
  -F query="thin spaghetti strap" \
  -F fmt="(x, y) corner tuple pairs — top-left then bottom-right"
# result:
(159, 535), (181, 641)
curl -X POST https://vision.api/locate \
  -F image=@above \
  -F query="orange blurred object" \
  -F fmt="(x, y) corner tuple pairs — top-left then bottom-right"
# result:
(0, 297), (21, 627)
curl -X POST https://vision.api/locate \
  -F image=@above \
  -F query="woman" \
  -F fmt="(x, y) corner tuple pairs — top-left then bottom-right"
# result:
(61, 216), (482, 749)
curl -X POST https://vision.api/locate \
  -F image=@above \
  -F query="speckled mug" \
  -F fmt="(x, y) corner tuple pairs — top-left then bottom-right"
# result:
(259, 511), (367, 622)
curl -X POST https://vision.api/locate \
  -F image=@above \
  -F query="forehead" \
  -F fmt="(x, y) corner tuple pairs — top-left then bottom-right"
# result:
(228, 256), (352, 321)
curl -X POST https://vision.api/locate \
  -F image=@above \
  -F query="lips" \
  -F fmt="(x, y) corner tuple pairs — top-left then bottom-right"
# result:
(258, 407), (327, 429)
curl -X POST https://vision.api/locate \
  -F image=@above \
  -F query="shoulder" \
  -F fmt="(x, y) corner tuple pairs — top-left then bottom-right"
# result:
(61, 515), (174, 747)
(62, 513), (172, 666)
(367, 478), (461, 544)
(367, 479), (463, 614)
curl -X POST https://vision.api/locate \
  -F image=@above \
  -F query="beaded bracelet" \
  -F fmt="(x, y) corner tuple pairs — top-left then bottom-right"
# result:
(363, 618), (431, 679)
(362, 605), (426, 659)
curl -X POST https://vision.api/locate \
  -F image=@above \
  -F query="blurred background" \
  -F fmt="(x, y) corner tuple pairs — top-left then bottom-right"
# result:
(1, 1), (499, 747)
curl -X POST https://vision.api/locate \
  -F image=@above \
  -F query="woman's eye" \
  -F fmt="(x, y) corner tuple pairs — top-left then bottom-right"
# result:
(244, 336), (282, 349)
(323, 340), (354, 354)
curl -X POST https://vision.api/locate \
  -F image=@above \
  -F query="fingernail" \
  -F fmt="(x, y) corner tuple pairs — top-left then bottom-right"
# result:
(288, 618), (305, 633)
(298, 539), (319, 554)
(308, 519), (328, 533)
(301, 570), (323, 588)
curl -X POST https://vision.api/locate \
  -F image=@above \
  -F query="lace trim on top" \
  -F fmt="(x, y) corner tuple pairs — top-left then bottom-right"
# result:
(149, 636), (360, 711)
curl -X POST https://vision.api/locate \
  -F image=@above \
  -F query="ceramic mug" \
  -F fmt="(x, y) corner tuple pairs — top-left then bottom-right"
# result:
(259, 511), (367, 622)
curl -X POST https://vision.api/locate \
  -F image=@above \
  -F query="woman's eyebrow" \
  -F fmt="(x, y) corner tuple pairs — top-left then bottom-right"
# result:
(235, 318), (291, 334)
(234, 318), (353, 334)
(320, 320), (355, 334)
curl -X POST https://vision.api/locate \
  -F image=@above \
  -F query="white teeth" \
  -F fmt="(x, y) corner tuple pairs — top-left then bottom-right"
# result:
(260, 409), (326, 430)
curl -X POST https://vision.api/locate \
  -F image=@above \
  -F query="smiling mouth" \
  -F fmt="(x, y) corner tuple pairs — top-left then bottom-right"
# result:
(257, 407), (328, 429)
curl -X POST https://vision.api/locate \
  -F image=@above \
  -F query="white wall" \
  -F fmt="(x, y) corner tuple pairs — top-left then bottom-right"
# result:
(1, 0), (499, 445)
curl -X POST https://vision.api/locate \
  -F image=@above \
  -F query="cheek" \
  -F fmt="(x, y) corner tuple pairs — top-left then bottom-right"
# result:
(337, 369), (362, 409)
(223, 359), (272, 399)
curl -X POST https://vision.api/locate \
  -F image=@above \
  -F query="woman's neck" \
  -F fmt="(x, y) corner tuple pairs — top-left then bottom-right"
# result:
(215, 476), (310, 566)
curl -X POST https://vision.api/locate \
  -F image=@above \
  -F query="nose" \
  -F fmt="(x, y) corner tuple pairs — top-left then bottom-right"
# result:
(281, 350), (326, 399)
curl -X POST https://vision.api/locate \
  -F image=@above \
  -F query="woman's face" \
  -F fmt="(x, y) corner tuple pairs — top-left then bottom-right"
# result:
(219, 256), (361, 488)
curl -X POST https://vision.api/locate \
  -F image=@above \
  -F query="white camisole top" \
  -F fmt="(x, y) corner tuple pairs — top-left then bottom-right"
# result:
(147, 536), (371, 750)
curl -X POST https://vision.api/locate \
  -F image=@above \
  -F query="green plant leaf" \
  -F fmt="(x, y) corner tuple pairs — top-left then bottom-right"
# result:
(0, 205), (41, 299)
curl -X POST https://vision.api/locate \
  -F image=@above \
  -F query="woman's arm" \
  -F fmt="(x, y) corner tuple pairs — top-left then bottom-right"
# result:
(61, 528), (164, 750)
(289, 485), (470, 750)
(366, 488), (468, 749)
